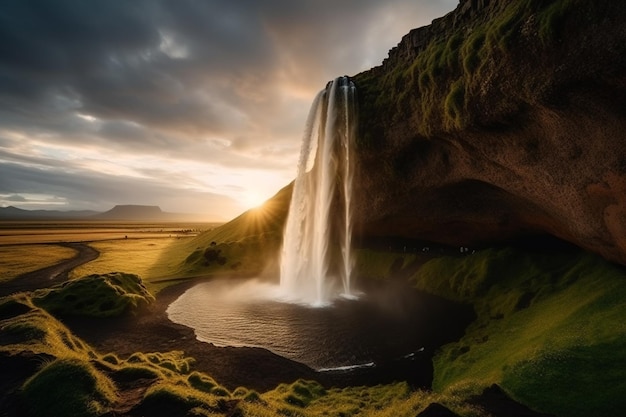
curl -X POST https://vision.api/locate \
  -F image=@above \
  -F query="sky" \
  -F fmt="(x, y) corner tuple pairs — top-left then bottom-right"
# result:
(0, 0), (457, 221)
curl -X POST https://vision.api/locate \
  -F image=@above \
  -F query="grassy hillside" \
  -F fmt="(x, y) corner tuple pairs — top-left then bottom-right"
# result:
(174, 183), (292, 275)
(138, 184), (292, 291)
(412, 248), (626, 417)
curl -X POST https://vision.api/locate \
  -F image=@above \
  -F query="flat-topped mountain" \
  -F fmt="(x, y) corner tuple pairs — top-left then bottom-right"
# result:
(93, 205), (166, 221)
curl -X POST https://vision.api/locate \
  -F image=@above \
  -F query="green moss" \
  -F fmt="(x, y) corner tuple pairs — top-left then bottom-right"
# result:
(32, 272), (154, 318)
(100, 353), (120, 365)
(537, 0), (577, 41)
(114, 364), (162, 381)
(0, 295), (33, 321)
(444, 78), (466, 129)
(355, 0), (598, 141)
(232, 386), (249, 398)
(210, 386), (231, 397)
(187, 371), (218, 393)
(127, 352), (148, 363)
(21, 358), (117, 417)
(135, 383), (221, 416)
(280, 380), (326, 408)
(461, 29), (486, 76)
(414, 248), (626, 416)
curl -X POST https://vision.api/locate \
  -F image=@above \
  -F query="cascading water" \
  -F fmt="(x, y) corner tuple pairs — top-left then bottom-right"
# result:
(280, 76), (357, 305)
(166, 75), (473, 376)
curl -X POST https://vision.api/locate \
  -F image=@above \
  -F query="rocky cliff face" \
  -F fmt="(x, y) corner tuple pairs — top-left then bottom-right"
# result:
(352, 0), (626, 264)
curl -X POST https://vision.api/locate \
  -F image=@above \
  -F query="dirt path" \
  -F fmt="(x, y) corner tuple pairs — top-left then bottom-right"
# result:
(0, 242), (99, 297)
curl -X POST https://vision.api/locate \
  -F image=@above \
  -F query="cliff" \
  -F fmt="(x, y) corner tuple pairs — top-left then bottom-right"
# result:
(352, 0), (626, 264)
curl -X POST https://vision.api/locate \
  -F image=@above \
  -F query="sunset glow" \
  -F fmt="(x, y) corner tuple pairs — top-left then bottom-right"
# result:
(0, 0), (456, 220)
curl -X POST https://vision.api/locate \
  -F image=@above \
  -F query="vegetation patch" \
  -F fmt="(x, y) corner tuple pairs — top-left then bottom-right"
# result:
(70, 237), (190, 284)
(413, 247), (626, 416)
(132, 382), (223, 416)
(0, 244), (77, 283)
(355, 0), (598, 143)
(157, 183), (293, 285)
(21, 358), (118, 417)
(32, 272), (154, 317)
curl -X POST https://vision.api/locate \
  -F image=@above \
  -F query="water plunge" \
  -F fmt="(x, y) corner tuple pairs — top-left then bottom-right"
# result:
(166, 76), (474, 376)
(280, 76), (357, 305)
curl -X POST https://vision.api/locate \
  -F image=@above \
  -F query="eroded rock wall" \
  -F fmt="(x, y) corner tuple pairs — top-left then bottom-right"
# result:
(352, 0), (626, 264)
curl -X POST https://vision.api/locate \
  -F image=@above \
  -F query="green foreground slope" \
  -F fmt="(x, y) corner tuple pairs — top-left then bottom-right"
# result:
(2, 245), (625, 416)
(413, 248), (626, 417)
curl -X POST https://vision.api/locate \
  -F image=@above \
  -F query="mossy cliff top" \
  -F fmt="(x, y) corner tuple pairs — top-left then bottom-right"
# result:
(352, 0), (626, 265)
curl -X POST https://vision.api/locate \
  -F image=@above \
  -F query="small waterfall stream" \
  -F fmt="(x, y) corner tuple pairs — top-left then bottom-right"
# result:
(280, 76), (357, 305)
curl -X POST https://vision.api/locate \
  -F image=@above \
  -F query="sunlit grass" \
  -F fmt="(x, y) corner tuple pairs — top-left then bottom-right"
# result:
(1, 281), (491, 417)
(0, 244), (76, 282)
(22, 358), (118, 417)
(161, 184), (293, 283)
(32, 272), (154, 317)
(241, 380), (485, 417)
(70, 238), (182, 281)
(413, 248), (626, 416)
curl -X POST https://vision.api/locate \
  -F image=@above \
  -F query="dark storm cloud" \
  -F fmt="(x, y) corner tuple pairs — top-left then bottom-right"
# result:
(0, 0), (457, 213)
(0, 0), (455, 136)
(0, 0), (281, 137)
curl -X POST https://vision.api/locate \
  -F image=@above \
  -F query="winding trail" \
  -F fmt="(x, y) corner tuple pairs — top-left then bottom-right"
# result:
(0, 242), (99, 297)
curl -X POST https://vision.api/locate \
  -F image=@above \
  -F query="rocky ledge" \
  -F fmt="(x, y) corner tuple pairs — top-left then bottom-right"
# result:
(352, 0), (626, 264)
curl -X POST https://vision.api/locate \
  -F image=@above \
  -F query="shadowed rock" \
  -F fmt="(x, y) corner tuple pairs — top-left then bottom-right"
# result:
(416, 402), (460, 417)
(468, 384), (555, 417)
(352, 1), (626, 265)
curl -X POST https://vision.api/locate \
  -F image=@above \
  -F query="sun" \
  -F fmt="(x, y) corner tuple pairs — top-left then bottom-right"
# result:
(242, 191), (268, 210)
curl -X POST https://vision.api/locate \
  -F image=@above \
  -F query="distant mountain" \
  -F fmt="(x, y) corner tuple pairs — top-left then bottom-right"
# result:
(0, 204), (205, 221)
(0, 206), (99, 220)
(92, 205), (170, 221)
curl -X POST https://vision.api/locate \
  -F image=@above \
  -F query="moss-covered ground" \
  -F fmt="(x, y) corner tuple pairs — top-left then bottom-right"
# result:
(413, 247), (626, 417)
(0, 278), (481, 417)
(4, 241), (625, 416)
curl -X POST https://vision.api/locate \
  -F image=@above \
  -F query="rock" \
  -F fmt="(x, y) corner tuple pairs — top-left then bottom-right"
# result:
(467, 384), (555, 417)
(353, 1), (626, 265)
(416, 402), (460, 417)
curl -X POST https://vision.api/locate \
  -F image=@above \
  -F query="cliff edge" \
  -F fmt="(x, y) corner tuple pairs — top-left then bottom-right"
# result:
(353, 0), (626, 264)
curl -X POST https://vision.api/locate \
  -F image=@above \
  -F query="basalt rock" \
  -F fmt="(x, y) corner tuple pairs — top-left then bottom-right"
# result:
(352, 0), (626, 264)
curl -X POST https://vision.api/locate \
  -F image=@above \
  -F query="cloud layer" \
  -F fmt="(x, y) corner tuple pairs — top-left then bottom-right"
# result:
(0, 0), (456, 219)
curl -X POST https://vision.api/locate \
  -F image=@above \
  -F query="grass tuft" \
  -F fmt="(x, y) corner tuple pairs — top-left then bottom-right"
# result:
(21, 358), (117, 417)
(32, 272), (154, 317)
(134, 382), (223, 416)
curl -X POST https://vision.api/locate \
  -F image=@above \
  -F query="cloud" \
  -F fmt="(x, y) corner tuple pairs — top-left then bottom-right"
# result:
(0, 161), (241, 220)
(5, 194), (26, 202)
(0, 0), (457, 216)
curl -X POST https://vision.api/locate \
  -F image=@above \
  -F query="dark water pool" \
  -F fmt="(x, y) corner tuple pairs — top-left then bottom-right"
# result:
(167, 278), (472, 372)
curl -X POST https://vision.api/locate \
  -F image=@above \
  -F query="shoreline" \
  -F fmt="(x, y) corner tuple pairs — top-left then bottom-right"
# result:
(64, 276), (473, 392)
(2, 239), (470, 392)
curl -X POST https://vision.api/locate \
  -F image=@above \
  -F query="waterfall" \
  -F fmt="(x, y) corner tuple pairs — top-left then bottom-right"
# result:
(280, 76), (357, 305)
